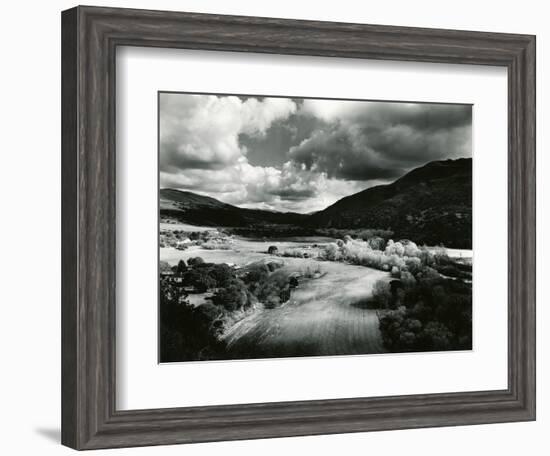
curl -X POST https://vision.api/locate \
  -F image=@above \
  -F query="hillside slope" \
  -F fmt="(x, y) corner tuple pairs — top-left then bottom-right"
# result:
(160, 188), (307, 227)
(308, 158), (472, 248)
(160, 158), (472, 248)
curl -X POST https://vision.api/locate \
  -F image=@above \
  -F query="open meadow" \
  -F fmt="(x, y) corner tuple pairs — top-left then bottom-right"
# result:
(159, 223), (472, 361)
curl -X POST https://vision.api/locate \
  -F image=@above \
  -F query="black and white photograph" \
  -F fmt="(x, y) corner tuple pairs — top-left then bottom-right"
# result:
(158, 92), (473, 362)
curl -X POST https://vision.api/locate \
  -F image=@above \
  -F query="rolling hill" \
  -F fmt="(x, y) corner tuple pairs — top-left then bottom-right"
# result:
(160, 158), (472, 248)
(160, 188), (307, 227)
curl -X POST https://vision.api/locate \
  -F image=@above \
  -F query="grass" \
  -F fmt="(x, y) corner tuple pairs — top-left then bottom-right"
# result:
(223, 260), (389, 359)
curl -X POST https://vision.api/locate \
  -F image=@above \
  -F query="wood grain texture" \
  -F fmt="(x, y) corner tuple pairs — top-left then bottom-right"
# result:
(61, 5), (536, 450)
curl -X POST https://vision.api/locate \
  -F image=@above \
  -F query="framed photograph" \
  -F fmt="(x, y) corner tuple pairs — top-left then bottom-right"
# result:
(61, 5), (536, 450)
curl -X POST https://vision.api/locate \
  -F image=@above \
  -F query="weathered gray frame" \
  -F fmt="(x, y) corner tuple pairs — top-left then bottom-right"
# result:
(61, 5), (536, 450)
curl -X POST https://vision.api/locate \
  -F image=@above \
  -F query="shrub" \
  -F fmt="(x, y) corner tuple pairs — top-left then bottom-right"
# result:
(182, 269), (216, 292)
(400, 271), (417, 287)
(371, 280), (392, 309)
(265, 260), (283, 272)
(419, 321), (453, 350)
(281, 248), (311, 258)
(212, 279), (250, 311)
(385, 240), (405, 257)
(403, 241), (421, 258)
(176, 259), (187, 275)
(204, 263), (233, 287)
(404, 256), (422, 274)
(188, 256), (205, 266)
(323, 243), (341, 261)
(242, 264), (269, 295)
(368, 236), (386, 251)
(243, 263), (269, 284)
(159, 278), (226, 362)
(377, 274), (471, 352)
(202, 241), (232, 250)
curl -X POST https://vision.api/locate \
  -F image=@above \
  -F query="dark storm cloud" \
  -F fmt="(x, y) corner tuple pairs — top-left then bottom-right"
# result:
(239, 113), (326, 168)
(290, 102), (472, 181)
(288, 127), (405, 180)
(267, 186), (317, 201)
(355, 103), (472, 131)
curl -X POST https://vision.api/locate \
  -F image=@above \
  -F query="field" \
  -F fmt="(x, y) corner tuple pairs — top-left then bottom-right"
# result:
(160, 223), (473, 360)
(223, 261), (387, 358)
(160, 229), (390, 358)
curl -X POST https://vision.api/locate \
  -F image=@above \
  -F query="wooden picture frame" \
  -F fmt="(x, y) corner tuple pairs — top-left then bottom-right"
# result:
(61, 5), (536, 450)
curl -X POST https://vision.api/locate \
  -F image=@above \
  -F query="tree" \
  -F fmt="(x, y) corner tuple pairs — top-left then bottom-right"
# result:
(208, 263), (234, 287)
(194, 274), (216, 293)
(176, 259), (187, 275)
(212, 280), (249, 311)
(371, 280), (392, 309)
(368, 236), (386, 251)
(188, 256), (205, 266)
(385, 240), (405, 257)
(182, 269), (215, 292)
(324, 243), (340, 261)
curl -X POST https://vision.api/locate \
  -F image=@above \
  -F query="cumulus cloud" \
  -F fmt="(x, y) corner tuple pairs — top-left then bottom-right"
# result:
(159, 93), (471, 213)
(160, 93), (296, 171)
(161, 158), (362, 213)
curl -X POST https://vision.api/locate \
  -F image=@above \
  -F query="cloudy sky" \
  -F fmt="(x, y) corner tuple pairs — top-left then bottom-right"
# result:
(159, 93), (472, 213)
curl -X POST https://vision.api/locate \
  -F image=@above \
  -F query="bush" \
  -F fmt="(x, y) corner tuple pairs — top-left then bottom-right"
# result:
(419, 321), (453, 350)
(367, 236), (386, 251)
(207, 263), (234, 287)
(242, 263), (269, 295)
(202, 241), (232, 250)
(281, 248), (312, 259)
(159, 278), (226, 362)
(385, 240), (405, 257)
(404, 256), (422, 274)
(371, 280), (392, 309)
(212, 279), (250, 311)
(377, 274), (472, 352)
(323, 243), (341, 261)
(265, 260), (283, 272)
(188, 256), (205, 266)
(400, 271), (417, 287)
(402, 240), (421, 257)
(182, 268), (216, 292)
(176, 259), (187, 275)
(318, 237), (455, 280)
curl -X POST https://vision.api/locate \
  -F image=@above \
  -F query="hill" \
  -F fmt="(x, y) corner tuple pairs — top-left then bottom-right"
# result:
(160, 158), (472, 248)
(308, 158), (472, 248)
(160, 188), (307, 227)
